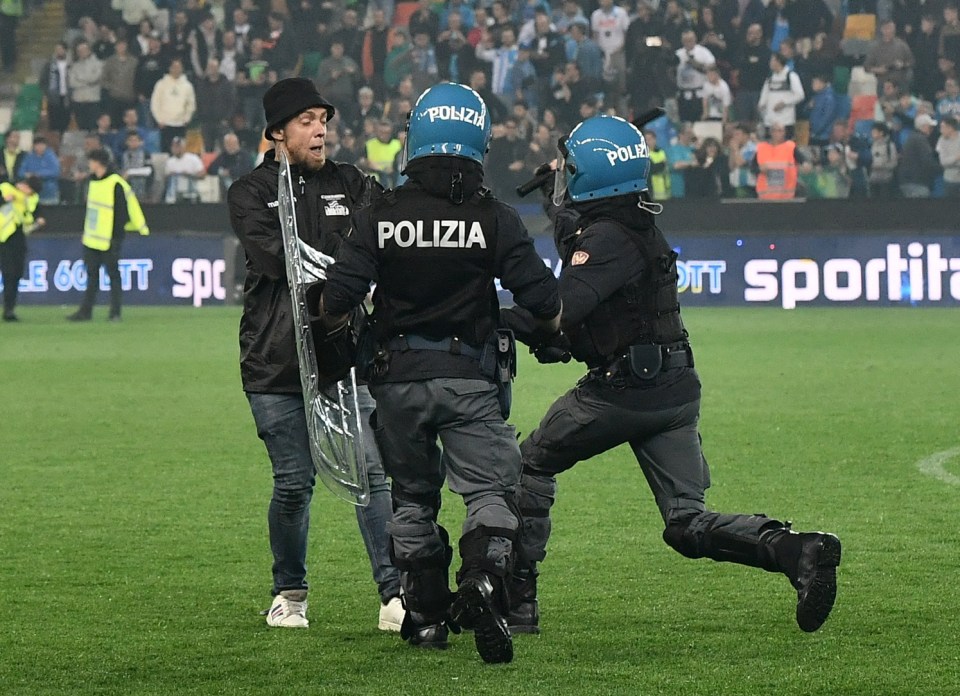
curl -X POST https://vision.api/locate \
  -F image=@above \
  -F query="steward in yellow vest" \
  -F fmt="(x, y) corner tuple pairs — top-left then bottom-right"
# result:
(67, 149), (149, 322)
(0, 176), (43, 321)
(646, 134), (671, 200)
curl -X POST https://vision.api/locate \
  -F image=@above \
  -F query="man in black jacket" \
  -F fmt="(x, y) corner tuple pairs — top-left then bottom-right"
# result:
(319, 83), (561, 664)
(506, 114), (842, 638)
(227, 78), (403, 632)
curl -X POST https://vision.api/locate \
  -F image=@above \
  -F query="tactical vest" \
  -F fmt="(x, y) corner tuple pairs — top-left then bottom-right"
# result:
(566, 219), (687, 365)
(82, 173), (149, 251)
(0, 182), (38, 243)
(369, 187), (500, 345)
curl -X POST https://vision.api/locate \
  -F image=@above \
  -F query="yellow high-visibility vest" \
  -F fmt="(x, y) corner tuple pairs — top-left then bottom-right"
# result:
(82, 173), (150, 251)
(0, 181), (38, 243)
(648, 148), (671, 201)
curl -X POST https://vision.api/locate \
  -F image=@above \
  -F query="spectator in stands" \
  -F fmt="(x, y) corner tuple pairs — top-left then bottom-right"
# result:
(644, 129), (671, 200)
(476, 25), (521, 101)
(163, 136), (204, 203)
(591, 0), (630, 100)
(94, 112), (123, 159)
(549, 61), (592, 131)
(114, 0), (160, 45)
(807, 73), (840, 150)
(316, 39), (361, 113)
(348, 86), (383, 140)
(196, 58), (237, 153)
(684, 136), (729, 197)
(409, 0), (440, 44)
(936, 115), (960, 196)
(360, 119), (402, 188)
(911, 14), (943, 103)
(167, 10), (194, 76)
(120, 129), (153, 200)
(42, 42), (73, 135)
(443, 0), (476, 35)
(864, 19), (916, 95)
(384, 28), (415, 90)
(803, 144), (851, 198)
(732, 23), (770, 124)
(134, 32), (165, 129)
(555, 0), (587, 34)
(511, 99), (537, 140)
(383, 76), (417, 128)
(0, 0), (23, 73)
(941, 3), (960, 65)
(132, 19), (154, 57)
(899, 113), (941, 197)
(362, 8), (393, 98)
(665, 121), (697, 198)
(675, 30), (715, 123)
(505, 42), (538, 112)
(17, 136), (61, 205)
(208, 131), (254, 199)
(188, 10), (224, 78)
(69, 40), (105, 132)
(118, 107), (157, 156)
(867, 121), (899, 198)
(102, 38), (140, 126)
(758, 51), (805, 139)
(468, 68), (509, 125)
(784, 0), (834, 57)
(488, 0), (513, 45)
(338, 127), (363, 165)
(661, 0), (691, 52)
(696, 5), (731, 69)
(93, 23), (117, 61)
(486, 118), (528, 199)
(752, 122), (803, 199)
(150, 57), (197, 152)
(333, 8), (364, 66)
(567, 20), (603, 96)
(701, 64), (732, 123)
(436, 14), (475, 83)
(408, 29), (440, 95)
(527, 9), (567, 89)
(64, 133), (110, 205)
(937, 77), (960, 119)
(228, 6), (253, 55)
(262, 11), (299, 78)
(0, 131), (25, 185)
(728, 122), (758, 198)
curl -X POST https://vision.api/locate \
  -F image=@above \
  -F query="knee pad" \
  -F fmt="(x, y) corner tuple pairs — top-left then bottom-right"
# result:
(662, 512), (703, 559)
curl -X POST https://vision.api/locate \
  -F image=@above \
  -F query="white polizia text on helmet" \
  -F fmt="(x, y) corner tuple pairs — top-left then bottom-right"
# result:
(605, 143), (646, 166)
(424, 105), (486, 128)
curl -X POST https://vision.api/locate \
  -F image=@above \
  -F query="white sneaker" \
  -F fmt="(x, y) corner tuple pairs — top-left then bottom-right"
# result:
(266, 591), (309, 628)
(378, 596), (404, 632)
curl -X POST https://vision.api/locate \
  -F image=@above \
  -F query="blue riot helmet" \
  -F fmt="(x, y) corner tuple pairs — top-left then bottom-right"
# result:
(401, 83), (492, 172)
(553, 114), (651, 204)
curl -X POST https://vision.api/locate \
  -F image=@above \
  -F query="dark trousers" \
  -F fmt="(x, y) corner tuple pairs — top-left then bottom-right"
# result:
(0, 13), (18, 70)
(1, 230), (26, 316)
(79, 244), (122, 317)
(46, 94), (71, 133)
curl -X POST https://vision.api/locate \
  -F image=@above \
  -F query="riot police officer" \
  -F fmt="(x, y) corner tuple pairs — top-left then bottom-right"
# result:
(507, 114), (841, 636)
(319, 83), (561, 664)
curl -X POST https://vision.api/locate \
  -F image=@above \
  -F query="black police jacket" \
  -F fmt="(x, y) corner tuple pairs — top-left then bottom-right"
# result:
(228, 150), (380, 393)
(322, 157), (561, 383)
(558, 196), (700, 408)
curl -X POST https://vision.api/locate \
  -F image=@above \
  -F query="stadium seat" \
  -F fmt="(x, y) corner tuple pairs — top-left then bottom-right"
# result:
(847, 67), (878, 97)
(833, 65), (851, 95)
(692, 120), (723, 144)
(11, 83), (43, 131)
(196, 175), (221, 203)
(0, 105), (11, 133)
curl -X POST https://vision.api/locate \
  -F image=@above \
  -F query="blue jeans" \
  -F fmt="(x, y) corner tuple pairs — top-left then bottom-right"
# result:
(247, 387), (400, 600)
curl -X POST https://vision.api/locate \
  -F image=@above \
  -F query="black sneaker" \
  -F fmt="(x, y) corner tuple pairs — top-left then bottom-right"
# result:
(451, 575), (513, 664)
(793, 533), (842, 632)
(66, 311), (91, 322)
(507, 598), (540, 635)
(108, 314), (122, 322)
(2, 313), (18, 322)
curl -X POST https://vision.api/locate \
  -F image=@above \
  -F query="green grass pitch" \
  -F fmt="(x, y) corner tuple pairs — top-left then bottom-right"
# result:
(2, 306), (959, 695)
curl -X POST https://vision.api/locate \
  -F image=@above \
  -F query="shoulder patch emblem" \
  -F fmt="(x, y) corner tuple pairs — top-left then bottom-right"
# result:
(571, 250), (590, 266)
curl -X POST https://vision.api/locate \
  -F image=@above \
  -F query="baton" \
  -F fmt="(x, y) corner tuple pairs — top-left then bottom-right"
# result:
(515, 108), (668, 198)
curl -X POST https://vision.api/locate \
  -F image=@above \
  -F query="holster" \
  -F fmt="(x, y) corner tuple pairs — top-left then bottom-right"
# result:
(480, 328), (516, 419)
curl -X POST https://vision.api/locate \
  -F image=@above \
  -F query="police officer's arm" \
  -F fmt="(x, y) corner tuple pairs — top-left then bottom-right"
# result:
(558, 225), (641, 329)
(319, 207), (380, 325)
(227, 179), (287, 280)
(493, 203), (561, 332)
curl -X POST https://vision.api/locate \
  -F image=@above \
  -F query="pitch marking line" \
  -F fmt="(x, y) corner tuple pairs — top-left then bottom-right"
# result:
(916, 447), (960, 486)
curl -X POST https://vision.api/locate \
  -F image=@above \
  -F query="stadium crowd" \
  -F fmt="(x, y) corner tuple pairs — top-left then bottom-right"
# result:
(2, 0), (959, 203)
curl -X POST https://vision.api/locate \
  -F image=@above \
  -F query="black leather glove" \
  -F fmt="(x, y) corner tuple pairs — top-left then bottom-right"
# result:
(532, 345), (571, 364)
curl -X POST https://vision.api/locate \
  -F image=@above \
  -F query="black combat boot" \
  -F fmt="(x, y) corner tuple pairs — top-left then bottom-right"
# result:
(761, 528), (842, 632)
(507, 572), (539, 634)
(400, 610), (450, 650)
(450, 573), (513, 664)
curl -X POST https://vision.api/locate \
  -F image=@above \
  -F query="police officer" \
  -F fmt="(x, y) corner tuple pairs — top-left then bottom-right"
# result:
(0, 175), (43, 321)
(319, 83), (561, 664)
(227, 78), (403, 631)
(66, 149), (150, 322)
(507, 114), (841, 636)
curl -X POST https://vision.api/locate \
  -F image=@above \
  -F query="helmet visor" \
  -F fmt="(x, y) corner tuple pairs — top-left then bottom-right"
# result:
(552, 136), (570, 207)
